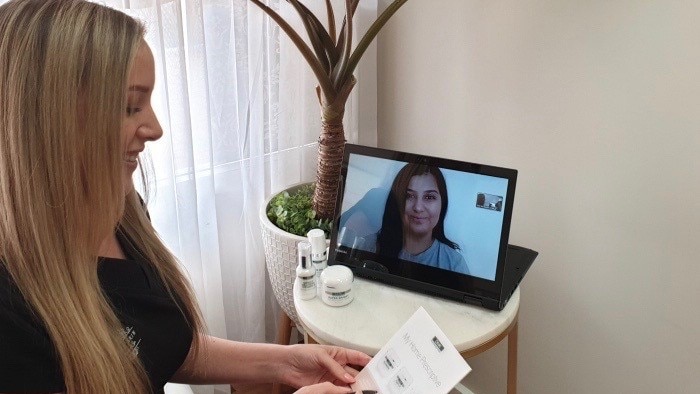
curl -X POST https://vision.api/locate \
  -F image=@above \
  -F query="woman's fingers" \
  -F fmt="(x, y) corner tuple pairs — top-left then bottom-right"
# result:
(343, 364), (360, 377)
(339, 348), (372, 367)
(292, 381), (356, 393)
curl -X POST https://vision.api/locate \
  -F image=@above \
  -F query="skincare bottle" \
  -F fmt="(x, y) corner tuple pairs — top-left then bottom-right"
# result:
(296, 241), (316, 300)
(307, 228), (327, 294)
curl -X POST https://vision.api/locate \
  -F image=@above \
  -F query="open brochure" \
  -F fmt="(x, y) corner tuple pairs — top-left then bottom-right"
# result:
(350, 307), (471, 394)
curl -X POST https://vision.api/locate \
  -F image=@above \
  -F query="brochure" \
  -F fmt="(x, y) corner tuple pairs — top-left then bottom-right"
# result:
(350, 307), (471, 394)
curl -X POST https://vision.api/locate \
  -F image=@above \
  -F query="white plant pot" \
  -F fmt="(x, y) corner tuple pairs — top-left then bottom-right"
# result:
(260, 182), (328, 326)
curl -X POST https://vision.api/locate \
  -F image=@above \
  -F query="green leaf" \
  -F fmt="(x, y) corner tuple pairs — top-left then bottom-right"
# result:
(325, 0), (336, 43)
(287, 0), (331, 72)
(300, 3), (340, 64)
(339, 0), (409, 86)
(250, 0), (335, 100)
(266, 184), (332, 237)
(330, 0), (359, 87)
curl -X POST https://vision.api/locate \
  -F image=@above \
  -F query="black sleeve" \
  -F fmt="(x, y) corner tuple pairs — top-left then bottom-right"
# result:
(0, 267), (65, 393)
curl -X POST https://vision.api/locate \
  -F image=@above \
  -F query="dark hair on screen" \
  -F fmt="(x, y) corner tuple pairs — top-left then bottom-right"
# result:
(377, 163), (460, 258)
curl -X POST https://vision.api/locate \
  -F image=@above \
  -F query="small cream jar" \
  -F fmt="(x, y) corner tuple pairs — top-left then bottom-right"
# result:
(320, 265), (354, 307)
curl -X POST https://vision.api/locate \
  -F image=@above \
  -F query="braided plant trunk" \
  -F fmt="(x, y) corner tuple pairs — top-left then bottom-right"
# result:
(315, 115), (345, 219)
(314, 77), (356, 219)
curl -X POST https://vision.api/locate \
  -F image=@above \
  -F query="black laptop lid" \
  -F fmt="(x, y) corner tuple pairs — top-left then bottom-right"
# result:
(328, 144), (519, 308)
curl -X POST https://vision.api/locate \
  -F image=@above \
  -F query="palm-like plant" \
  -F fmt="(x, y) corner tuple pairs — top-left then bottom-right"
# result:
(251, 0), (409, 221)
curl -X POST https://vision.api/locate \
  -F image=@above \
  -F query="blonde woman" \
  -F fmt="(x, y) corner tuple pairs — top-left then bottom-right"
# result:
(0, 1), (368, 393)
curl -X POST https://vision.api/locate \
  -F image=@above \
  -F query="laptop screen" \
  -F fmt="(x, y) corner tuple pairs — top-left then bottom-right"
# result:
(329, 144), (518, 302)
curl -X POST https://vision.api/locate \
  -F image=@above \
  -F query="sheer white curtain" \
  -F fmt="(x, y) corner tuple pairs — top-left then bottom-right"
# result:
(97, 0), (378, 355)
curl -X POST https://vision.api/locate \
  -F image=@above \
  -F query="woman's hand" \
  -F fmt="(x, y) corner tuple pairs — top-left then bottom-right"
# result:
(283, 344), (371, 389)
(171, 336), (370, 389)
(293, 381), (356, 393)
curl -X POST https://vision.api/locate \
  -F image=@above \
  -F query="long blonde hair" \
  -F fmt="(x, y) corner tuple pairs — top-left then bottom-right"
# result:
(0, 1), (203, 392)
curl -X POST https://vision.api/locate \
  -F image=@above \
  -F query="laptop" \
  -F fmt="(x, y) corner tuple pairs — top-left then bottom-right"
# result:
(328, 144), (538, 311)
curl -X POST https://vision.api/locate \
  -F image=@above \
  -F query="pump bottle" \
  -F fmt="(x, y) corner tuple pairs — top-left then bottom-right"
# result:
(307, 229), (327, 296)
(296, 241), (316, 300)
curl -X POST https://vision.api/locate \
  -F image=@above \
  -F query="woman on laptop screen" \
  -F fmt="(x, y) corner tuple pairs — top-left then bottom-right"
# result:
(363, 163), (469, 275)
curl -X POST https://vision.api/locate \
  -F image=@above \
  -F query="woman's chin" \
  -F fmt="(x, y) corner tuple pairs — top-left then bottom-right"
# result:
(408, 228), (433, 239)
(122, 178), (135, 196)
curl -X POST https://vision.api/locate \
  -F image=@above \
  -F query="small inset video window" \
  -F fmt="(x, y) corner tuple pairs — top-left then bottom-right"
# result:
(476, 193), (503, 212)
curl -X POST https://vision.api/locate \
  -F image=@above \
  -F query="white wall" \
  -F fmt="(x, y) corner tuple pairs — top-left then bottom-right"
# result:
(377, 0), (700, 392)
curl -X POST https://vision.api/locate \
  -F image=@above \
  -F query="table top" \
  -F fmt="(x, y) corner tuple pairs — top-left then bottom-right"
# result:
(294, 277), (519, 356)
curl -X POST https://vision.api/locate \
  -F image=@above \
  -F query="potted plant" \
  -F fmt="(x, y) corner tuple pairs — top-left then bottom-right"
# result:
(253, 0), (409, 328)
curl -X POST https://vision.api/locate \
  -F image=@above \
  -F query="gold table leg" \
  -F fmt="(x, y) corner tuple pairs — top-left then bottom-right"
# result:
(507, 320), (518, 394)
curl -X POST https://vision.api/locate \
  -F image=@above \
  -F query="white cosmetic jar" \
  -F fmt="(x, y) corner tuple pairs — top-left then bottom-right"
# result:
(320, 265), (354, 307)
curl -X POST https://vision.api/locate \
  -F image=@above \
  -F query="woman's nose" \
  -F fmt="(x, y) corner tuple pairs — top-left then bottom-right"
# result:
(138, 111), (163, 141)
(137, 124), (163, 141)
(412, 200), (425, 212)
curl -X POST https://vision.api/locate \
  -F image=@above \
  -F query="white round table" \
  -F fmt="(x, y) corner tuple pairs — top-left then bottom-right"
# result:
(294, 277), (521, 393)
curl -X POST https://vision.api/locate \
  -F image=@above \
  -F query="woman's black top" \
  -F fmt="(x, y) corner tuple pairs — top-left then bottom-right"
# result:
(0, 230), (193, 393)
